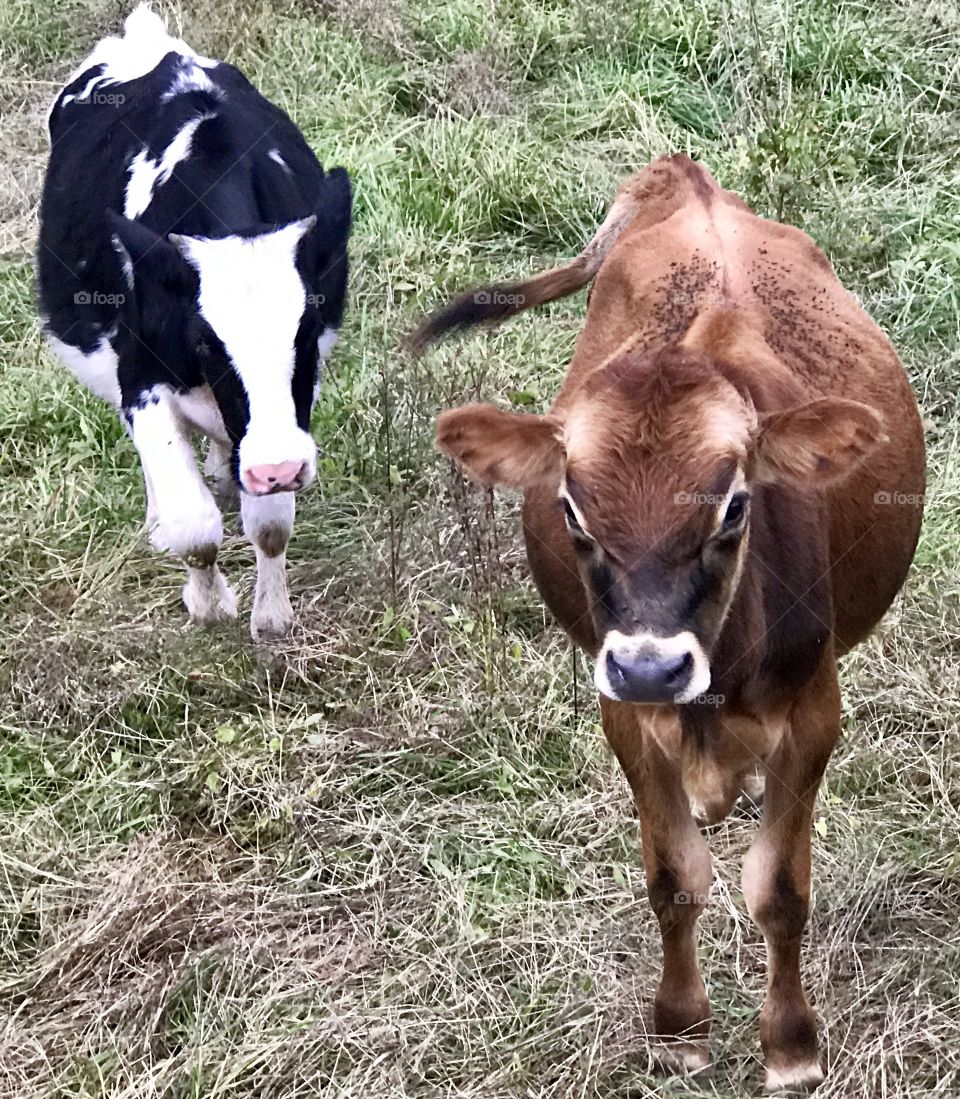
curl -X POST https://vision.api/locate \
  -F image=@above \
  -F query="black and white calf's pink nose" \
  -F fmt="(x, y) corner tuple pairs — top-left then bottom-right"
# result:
(242, 460), (307, 495)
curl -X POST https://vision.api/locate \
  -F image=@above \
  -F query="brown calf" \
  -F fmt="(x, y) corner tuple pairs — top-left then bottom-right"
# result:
(412, 155), (924, 1092)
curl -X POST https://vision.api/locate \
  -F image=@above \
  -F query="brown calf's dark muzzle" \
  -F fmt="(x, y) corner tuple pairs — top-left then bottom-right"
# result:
(604, 645), (695, 704)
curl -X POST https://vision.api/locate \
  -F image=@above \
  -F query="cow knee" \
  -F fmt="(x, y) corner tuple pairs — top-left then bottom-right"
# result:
(242, 493), (294, 555)
(252, 520), (291, 558)
(743, 845), (808, 941)
(648, 849), (712, 928)
(151, 497), (223, 562)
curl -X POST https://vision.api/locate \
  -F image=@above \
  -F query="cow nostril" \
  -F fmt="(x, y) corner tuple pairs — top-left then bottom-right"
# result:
(244, 460), (307, 493)
(606, 651), (627, 684)
(665, 651), (693, 686)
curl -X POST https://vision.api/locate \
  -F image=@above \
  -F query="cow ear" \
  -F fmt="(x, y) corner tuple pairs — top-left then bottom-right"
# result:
(754, 397), (886, 484)
(298, 168), (351, 251)
(318, 167), (352, 238)
(297, 170), (351, 326)
(436, 404), (564, 489)
(107, 211), (193, 292)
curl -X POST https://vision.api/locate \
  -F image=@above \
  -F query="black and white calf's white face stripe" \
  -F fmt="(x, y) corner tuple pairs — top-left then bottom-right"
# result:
(170, 220), (320, 493)
(107, 205), (348, 494)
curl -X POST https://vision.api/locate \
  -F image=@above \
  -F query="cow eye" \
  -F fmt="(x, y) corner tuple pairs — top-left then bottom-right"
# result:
(562, 498), (593, 545)
(722, 492), (748, 529)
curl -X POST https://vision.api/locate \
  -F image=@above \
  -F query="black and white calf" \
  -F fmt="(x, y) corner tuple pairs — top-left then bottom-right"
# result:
(38, 5), (351, 637)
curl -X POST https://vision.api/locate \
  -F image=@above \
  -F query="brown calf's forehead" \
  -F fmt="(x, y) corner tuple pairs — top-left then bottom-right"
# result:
(561, 347), (754, 553)
(567, 347), (755, 458)
(565, 452), (738, 560)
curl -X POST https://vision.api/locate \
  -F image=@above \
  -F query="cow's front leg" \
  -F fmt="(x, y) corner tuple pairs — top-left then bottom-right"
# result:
(127, 395), (237, 624)
(741, 662), (840, 1094)
(601, 699), (713, 1078)
(241, 491), (295, 639)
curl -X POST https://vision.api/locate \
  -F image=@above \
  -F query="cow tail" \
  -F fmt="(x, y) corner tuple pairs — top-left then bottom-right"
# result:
(407, 177), (646, 354)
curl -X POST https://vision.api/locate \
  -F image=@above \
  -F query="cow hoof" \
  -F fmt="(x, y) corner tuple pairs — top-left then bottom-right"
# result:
(250, 601), (294, 640)
(652, 1041), (712, 1080)
(764, 1059), (824, 1094)
(182, 570), (237, 625)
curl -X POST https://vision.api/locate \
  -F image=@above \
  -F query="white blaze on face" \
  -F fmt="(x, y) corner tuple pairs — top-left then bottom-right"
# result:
(175, 219), (317, 488)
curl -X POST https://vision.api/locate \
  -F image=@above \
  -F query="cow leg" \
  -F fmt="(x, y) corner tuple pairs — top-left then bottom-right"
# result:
(741, 663), (840, 1093)
(204, 437), (238, 505)
(601, 699), (713, 1076)
(142, 463), (158, 533)
(241, 491), (295, 639)
(127, 396), (237, 624)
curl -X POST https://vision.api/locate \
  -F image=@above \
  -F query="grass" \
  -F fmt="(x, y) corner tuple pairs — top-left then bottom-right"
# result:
(1, 0), (959, 1095)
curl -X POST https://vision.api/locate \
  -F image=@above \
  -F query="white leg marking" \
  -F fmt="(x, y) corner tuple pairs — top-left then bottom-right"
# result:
(142, 463), (158, 532)
(129, 393), (222, 557)
(764, 1059), (825, 1094)
(654, 1042), (713, 1077)
(128, 389), (236, 623)
(241, 492), (295, 639)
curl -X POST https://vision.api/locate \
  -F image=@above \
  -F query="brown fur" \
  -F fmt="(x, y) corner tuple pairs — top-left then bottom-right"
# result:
(414, 154), (925, 1087)
(436, 405), (563, 488)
